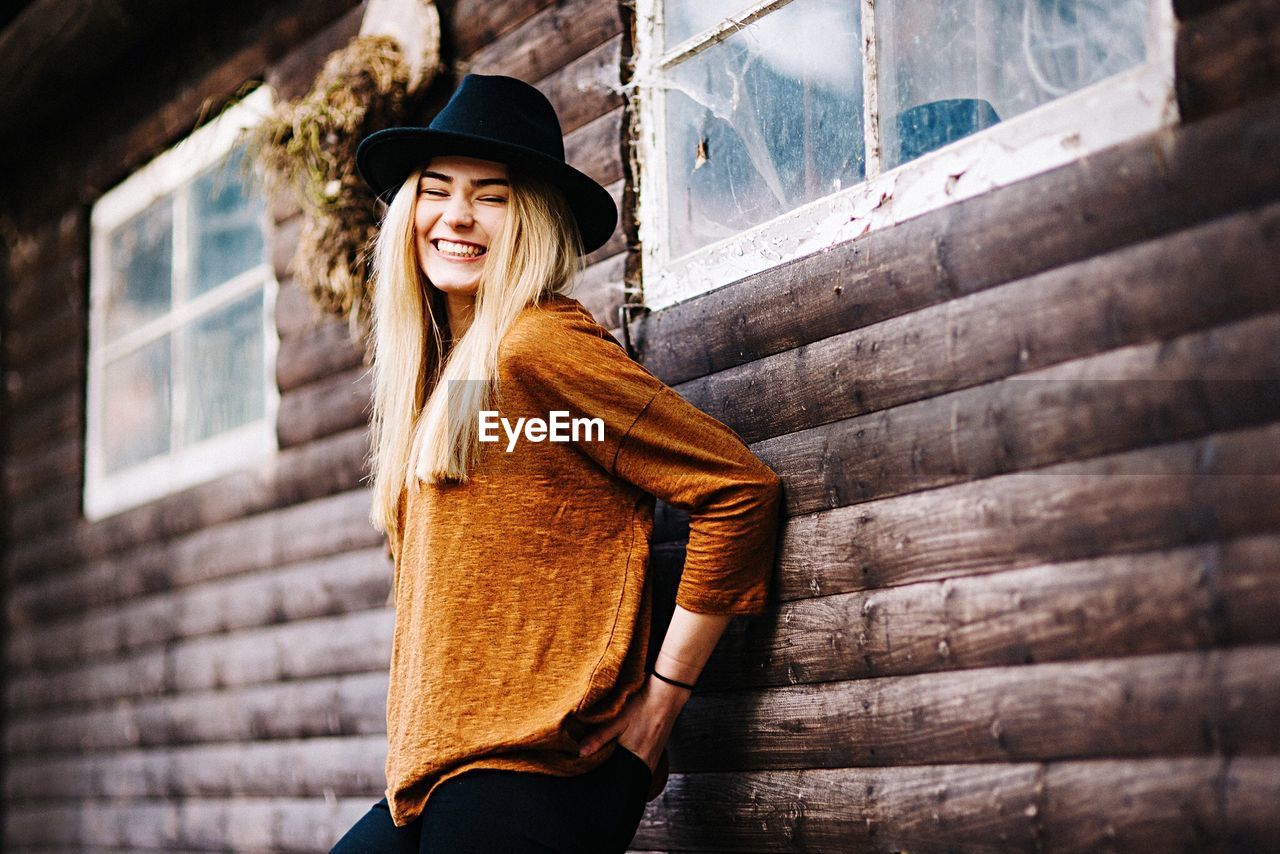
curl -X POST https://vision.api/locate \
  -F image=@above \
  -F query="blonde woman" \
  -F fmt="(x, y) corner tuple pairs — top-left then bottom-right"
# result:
(331, 74), (783, 853)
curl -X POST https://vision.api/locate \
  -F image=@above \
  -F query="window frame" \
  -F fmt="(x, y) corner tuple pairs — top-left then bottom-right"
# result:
(85, 84), (280, 521)
(632, 0), (1179, 310)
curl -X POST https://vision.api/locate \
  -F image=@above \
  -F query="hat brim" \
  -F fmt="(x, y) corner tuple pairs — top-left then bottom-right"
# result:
(356, 128), (618, 255)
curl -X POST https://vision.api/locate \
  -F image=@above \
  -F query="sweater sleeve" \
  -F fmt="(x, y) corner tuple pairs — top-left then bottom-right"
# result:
(614, 385), (783, 615)
(504, 305), (783, 616)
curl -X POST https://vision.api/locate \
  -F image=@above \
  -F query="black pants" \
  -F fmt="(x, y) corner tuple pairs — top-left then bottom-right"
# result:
(330, 745), (653, 853)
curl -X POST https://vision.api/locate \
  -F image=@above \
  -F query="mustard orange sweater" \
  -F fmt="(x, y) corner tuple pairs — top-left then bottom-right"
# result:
(383, 293), (783, 827)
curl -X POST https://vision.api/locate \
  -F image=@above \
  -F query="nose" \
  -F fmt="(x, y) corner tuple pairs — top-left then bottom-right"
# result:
(443, 193), (474, 228)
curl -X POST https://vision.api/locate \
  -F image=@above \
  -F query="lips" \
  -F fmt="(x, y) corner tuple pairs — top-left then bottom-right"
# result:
(432, 238), (487, 260)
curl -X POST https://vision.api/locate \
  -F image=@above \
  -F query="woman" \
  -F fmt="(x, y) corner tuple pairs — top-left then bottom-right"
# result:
(331, 74), (783, 853)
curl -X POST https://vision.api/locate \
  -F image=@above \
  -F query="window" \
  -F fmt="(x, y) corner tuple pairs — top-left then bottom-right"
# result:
(86, 85), (278, 520)
(632, 0), (1177, 309)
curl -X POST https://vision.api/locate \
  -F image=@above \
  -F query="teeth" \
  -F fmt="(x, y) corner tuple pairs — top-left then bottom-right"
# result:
(436, 239), (484, 257)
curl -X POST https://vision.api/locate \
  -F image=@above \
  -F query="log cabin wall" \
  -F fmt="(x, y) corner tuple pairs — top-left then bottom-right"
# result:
(0, 1), (1277, 854)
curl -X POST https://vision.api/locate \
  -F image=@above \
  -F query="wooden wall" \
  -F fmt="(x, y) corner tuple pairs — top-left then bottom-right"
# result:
(0, 0), (1277, 851)
(624, 0), (1280, 850)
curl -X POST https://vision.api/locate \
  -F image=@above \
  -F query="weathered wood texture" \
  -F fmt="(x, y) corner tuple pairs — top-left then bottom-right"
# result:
(3, 757), (1278, 852)
(448, 0), (558, 61)
(631, 757), (1280, 853)
(264, 3), (364, 102)
(1174, 0), (1245, 18)
(0, 0), (362, 227)
(1177, 0), (1280, 121)
(462, 0), (620, 83)
(0, 0), (185, 140)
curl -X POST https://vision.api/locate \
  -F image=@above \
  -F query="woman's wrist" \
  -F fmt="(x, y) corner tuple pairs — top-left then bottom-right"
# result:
(645, 672), (693, 712)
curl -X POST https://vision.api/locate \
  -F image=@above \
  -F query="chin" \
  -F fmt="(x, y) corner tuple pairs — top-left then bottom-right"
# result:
(428, 275), (480, 295)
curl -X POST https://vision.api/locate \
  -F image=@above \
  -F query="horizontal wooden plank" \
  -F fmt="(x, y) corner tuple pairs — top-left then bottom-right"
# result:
(6, 608), (392, 711)
(274, 275), (331, 339)
(677, 199), (1280, 447)
(6, 547), (390, 670)
(532, 34), (622, 135)
(3, 793), (374, 852)
(6, 486), (381, 625)
(571, 249), (626, 329)
(564, 105), (622, 188)
(3, 434), (81, 505)
(5, 385), (81, 456)
(2, 335), (82, 412)
(584, 177), (625, 266)
(0, 0), (361, 227)
(1177, 0), (1280, 121)
(759, 308), (1280, 517)
(1174, 0), (1240, 18)
(7, 641), (1276, 767)
(5, 481), (82, 544)
(2, 210), (85, 335)
(773, 419), (1280, 601)
(4, 757), (1278, 852)
(0, 0), (187, 142)
(5, 733), (385, 800)
(3, 670), (387, 755)
(3, 431), (376, 586)
(3, 295), (83, 375)
(629, 89), (1280, 385)
(276, 362), (370, 449)
(271, 214), (302, 282)
(634, 757), (1280, 853)
(263, 3), (363, 102)
(12, 530), (1278, 723)
(671, 645), (1280, 773)
(699, 532), (1280, 691)
(463, 0), (620, 83)
(275, 311), (367, 393)
(451, 0), (557, 61)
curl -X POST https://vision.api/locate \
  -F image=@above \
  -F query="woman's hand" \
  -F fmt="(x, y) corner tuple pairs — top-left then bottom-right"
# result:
(576, 676), (692, 773)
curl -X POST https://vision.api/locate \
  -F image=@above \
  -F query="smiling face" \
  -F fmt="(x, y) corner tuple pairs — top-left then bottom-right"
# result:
(414, 155), (511, 299)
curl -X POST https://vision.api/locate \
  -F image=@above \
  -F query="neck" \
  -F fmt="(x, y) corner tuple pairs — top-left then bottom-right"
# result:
(444, 292), (476, 342)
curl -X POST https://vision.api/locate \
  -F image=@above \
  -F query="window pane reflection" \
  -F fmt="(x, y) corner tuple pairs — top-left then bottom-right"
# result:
(662, 0), (753, 50)
(103, 336), (171, 472)
(878, 0), (1149, 169)
(664, 0), (863, 259)
(106, 199), (172, 341)
(191, 144), (266, 296)
(185, 288), (265, 444)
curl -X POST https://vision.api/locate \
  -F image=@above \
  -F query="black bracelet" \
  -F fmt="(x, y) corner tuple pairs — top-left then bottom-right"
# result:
(647, 667), (696, 691)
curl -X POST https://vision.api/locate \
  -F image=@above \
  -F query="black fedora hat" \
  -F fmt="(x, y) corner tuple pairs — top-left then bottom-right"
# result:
(356, 74), (617, 254)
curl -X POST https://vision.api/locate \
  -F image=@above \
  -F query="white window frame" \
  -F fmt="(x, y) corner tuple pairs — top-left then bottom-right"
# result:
(86, 84), (280, 521)
(632, 0), (1179, 310)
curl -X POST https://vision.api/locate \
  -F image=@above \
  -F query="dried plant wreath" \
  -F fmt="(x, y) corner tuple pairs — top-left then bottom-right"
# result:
(245, 28), (441, 345)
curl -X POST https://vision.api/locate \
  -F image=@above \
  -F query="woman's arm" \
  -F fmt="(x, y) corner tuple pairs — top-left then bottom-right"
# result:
(648, 605), (734, 706)
(576, 605), (734, 768)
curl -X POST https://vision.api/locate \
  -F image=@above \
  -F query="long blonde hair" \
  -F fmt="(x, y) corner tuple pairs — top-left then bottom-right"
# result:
(365, 160), (586, 556)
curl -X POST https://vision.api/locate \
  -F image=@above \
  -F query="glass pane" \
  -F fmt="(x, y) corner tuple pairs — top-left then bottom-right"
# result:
(103, 335), (171, 473)
(662, 0), (754, 50)
(878, 0), (1149, 169)
(191, 144), (267, 297)
(106, 198), (172, 341)
(664, 0), (863, 259)
(184, 287), (265, 444)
